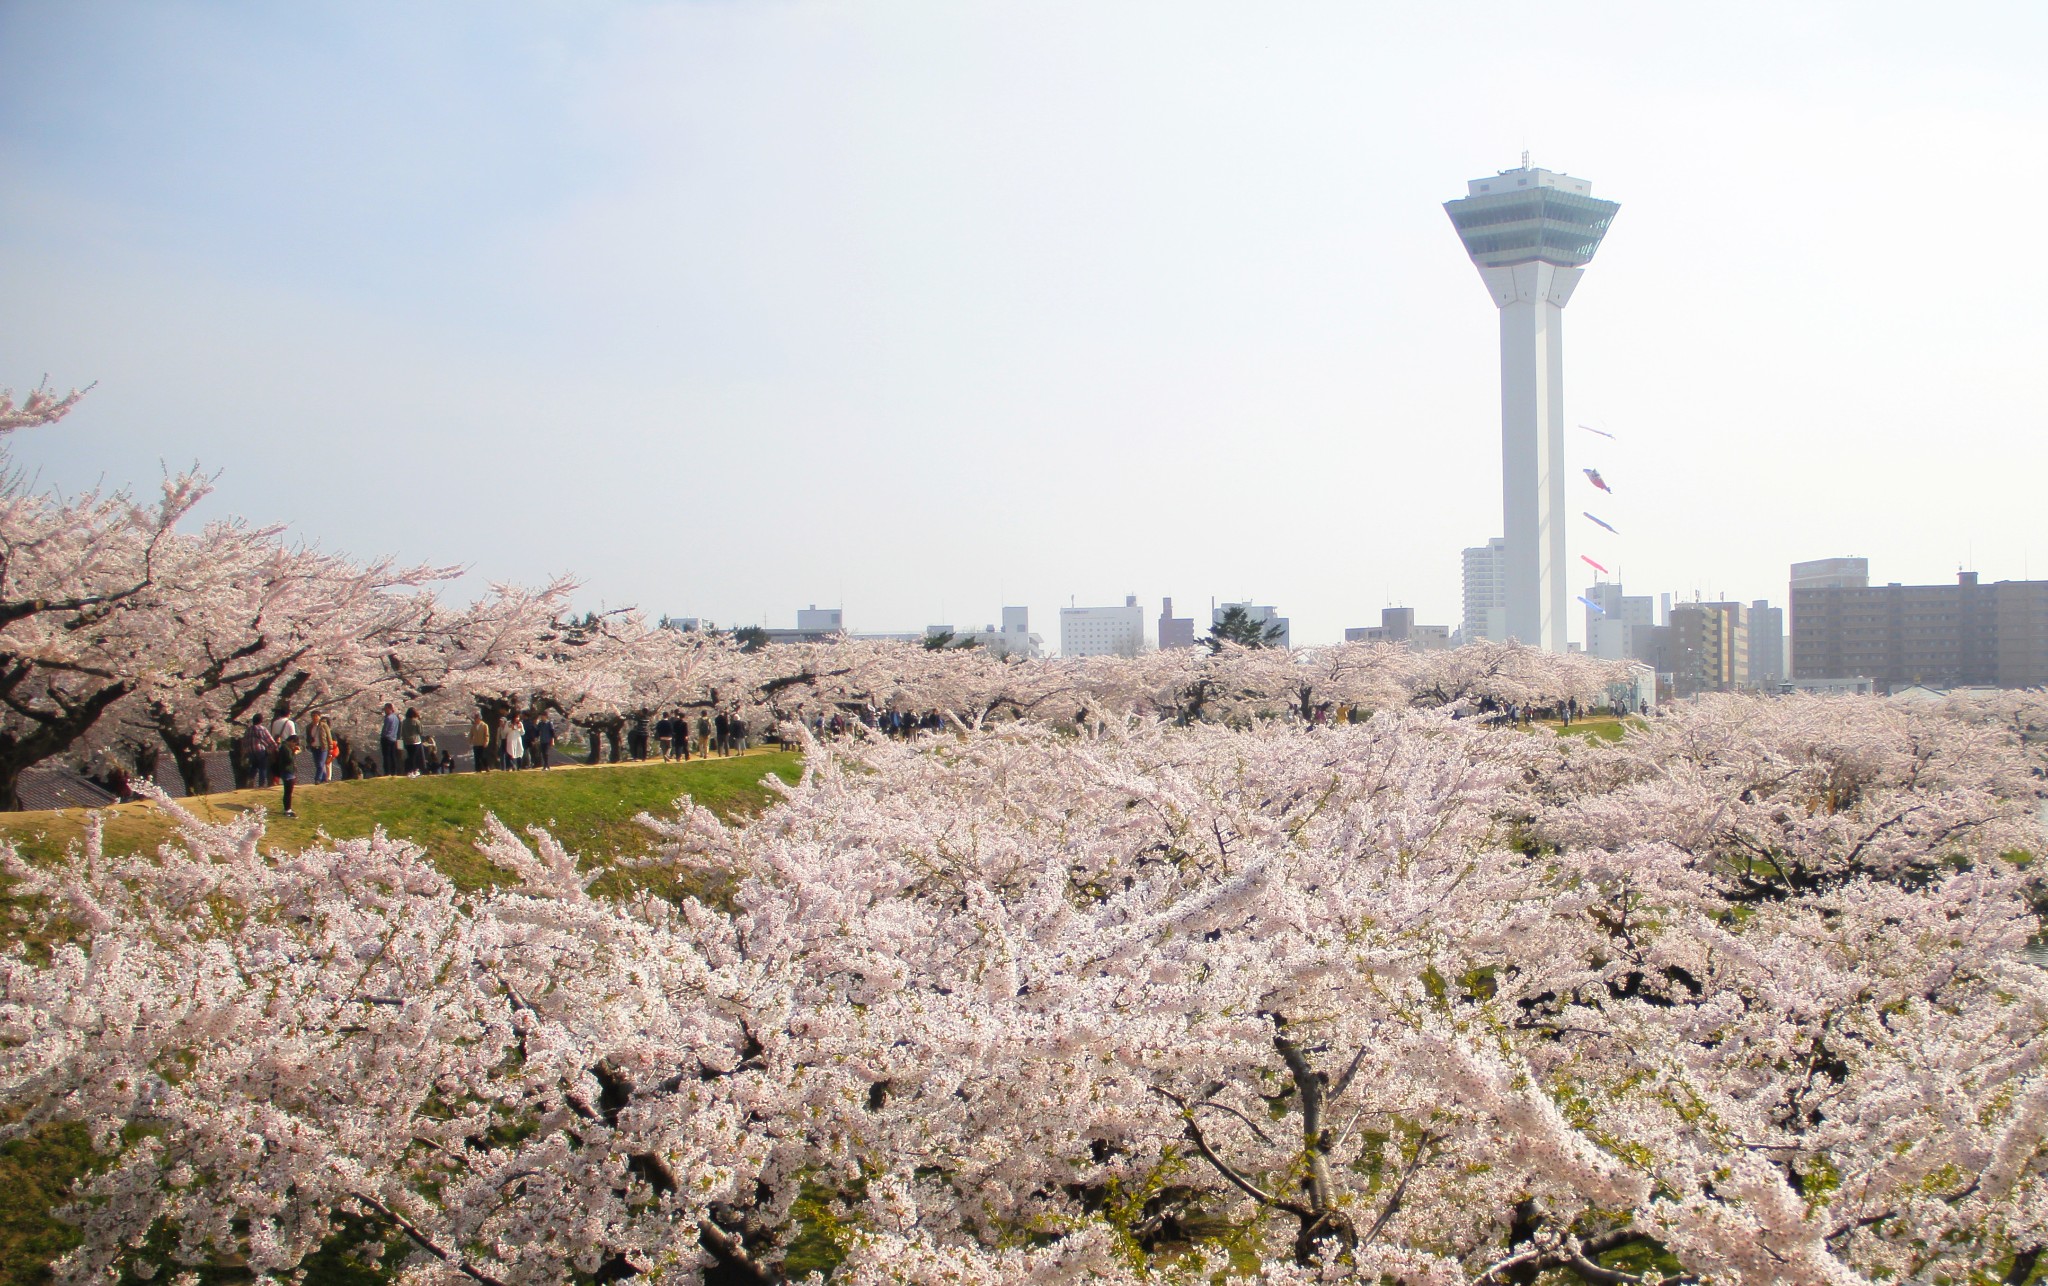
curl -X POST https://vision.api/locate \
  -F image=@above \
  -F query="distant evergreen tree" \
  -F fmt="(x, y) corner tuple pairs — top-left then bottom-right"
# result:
(1207, 605), (1284, 652)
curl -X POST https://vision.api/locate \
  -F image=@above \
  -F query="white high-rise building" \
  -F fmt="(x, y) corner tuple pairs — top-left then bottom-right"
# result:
(1061, 596), (1145, 658)
(1583, 581), (1655, 661)
(1461, 538), (1508, 643)
(1446, 164), (1620, 652)
(931, 606), (1044, 659)
(995, 605), (1041, 658)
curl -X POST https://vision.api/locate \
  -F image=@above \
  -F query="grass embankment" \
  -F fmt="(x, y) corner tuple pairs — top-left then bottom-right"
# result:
(0, 751), (803, 1286)
(0, 750), (802, 890)
(1540, 714), (1634, 742)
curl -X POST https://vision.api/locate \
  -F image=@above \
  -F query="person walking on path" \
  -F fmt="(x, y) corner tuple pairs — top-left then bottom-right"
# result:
(276, 730), (300, 817)
(695, 712), (711, 759)
(243, 716), (276, 788)
(469, 713), (491, 772)
(308, 713), (335, 784)
(532, 712), (555, 770)
(379, 703), (402, 777)
(655, 714), (673, 761)
(400, 707), (425, 775)
(500, 712), (526, 771)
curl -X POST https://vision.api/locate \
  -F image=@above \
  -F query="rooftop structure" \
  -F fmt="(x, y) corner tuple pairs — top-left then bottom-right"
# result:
(1346, 607), (1451, 650)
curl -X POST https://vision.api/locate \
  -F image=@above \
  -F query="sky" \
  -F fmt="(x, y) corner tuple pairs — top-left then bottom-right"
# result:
(3, 2), (2045, 648)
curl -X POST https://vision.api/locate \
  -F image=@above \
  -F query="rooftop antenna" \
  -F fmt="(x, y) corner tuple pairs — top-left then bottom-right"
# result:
(1521, 149), (1530, 169)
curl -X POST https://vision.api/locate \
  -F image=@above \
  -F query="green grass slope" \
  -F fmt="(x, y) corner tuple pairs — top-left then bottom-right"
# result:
(0, 751), (802, 1285)
(0, 751), (801, 889)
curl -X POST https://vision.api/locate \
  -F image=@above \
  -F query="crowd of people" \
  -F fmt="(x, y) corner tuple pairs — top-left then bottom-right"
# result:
(227, 705), (573, 817)
(227, 681), (1606, 823)
(649, 709), (763, 760)
(239, 709), (343, 817)
(461, 708), (559, 772)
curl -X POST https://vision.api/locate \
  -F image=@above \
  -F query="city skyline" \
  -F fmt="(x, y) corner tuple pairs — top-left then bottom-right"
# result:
(4, 4), (2045, 644)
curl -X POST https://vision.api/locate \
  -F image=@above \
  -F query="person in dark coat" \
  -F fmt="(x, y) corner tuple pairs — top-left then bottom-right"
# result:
(380, 703), (402, 776)
(532, 712), (555, 770)
(276, 731), (300, 817)
(400, 707), (425, 775)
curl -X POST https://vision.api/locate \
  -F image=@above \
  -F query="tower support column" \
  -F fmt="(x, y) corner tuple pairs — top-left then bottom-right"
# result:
(1483, 261), (1579, 652)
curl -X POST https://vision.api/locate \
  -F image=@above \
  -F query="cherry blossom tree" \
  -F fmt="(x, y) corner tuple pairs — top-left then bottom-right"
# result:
(7, 693), (2044, 1285)
(133, 530), (459, 793)
(0, 463), (211, 809)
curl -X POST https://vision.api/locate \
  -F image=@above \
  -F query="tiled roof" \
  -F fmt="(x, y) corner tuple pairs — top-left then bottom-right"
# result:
(16, 769), (120, 812)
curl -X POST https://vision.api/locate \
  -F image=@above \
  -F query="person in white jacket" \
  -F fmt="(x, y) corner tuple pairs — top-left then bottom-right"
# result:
(499, 712), (526, 770)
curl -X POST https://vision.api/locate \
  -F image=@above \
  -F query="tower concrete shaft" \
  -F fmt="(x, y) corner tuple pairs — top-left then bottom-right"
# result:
(1445, 166), (1618, 652)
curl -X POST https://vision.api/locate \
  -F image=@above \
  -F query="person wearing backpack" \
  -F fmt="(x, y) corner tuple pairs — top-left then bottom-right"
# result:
(243, 716), (276, 789)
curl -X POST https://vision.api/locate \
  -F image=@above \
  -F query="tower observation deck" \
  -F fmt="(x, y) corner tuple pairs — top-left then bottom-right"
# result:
(1445, 165), (1618, 652)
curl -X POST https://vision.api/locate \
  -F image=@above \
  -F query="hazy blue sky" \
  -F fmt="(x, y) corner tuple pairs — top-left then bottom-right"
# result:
(3, 2), (2044, 645)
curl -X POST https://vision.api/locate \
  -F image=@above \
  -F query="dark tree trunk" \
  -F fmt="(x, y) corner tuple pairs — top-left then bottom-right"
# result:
(0, 681), (134, 811)
(148, 704), (216, 796)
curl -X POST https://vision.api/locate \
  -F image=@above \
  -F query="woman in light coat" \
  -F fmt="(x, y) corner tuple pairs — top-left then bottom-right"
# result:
(499, 711), (526, 770)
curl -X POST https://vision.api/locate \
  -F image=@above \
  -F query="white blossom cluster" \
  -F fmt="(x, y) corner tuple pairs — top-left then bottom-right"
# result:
(5, 692), (2046, 1285)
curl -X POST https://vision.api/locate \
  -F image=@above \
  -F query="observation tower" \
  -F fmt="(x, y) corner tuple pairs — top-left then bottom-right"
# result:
(1445, 161), (1618, 652)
